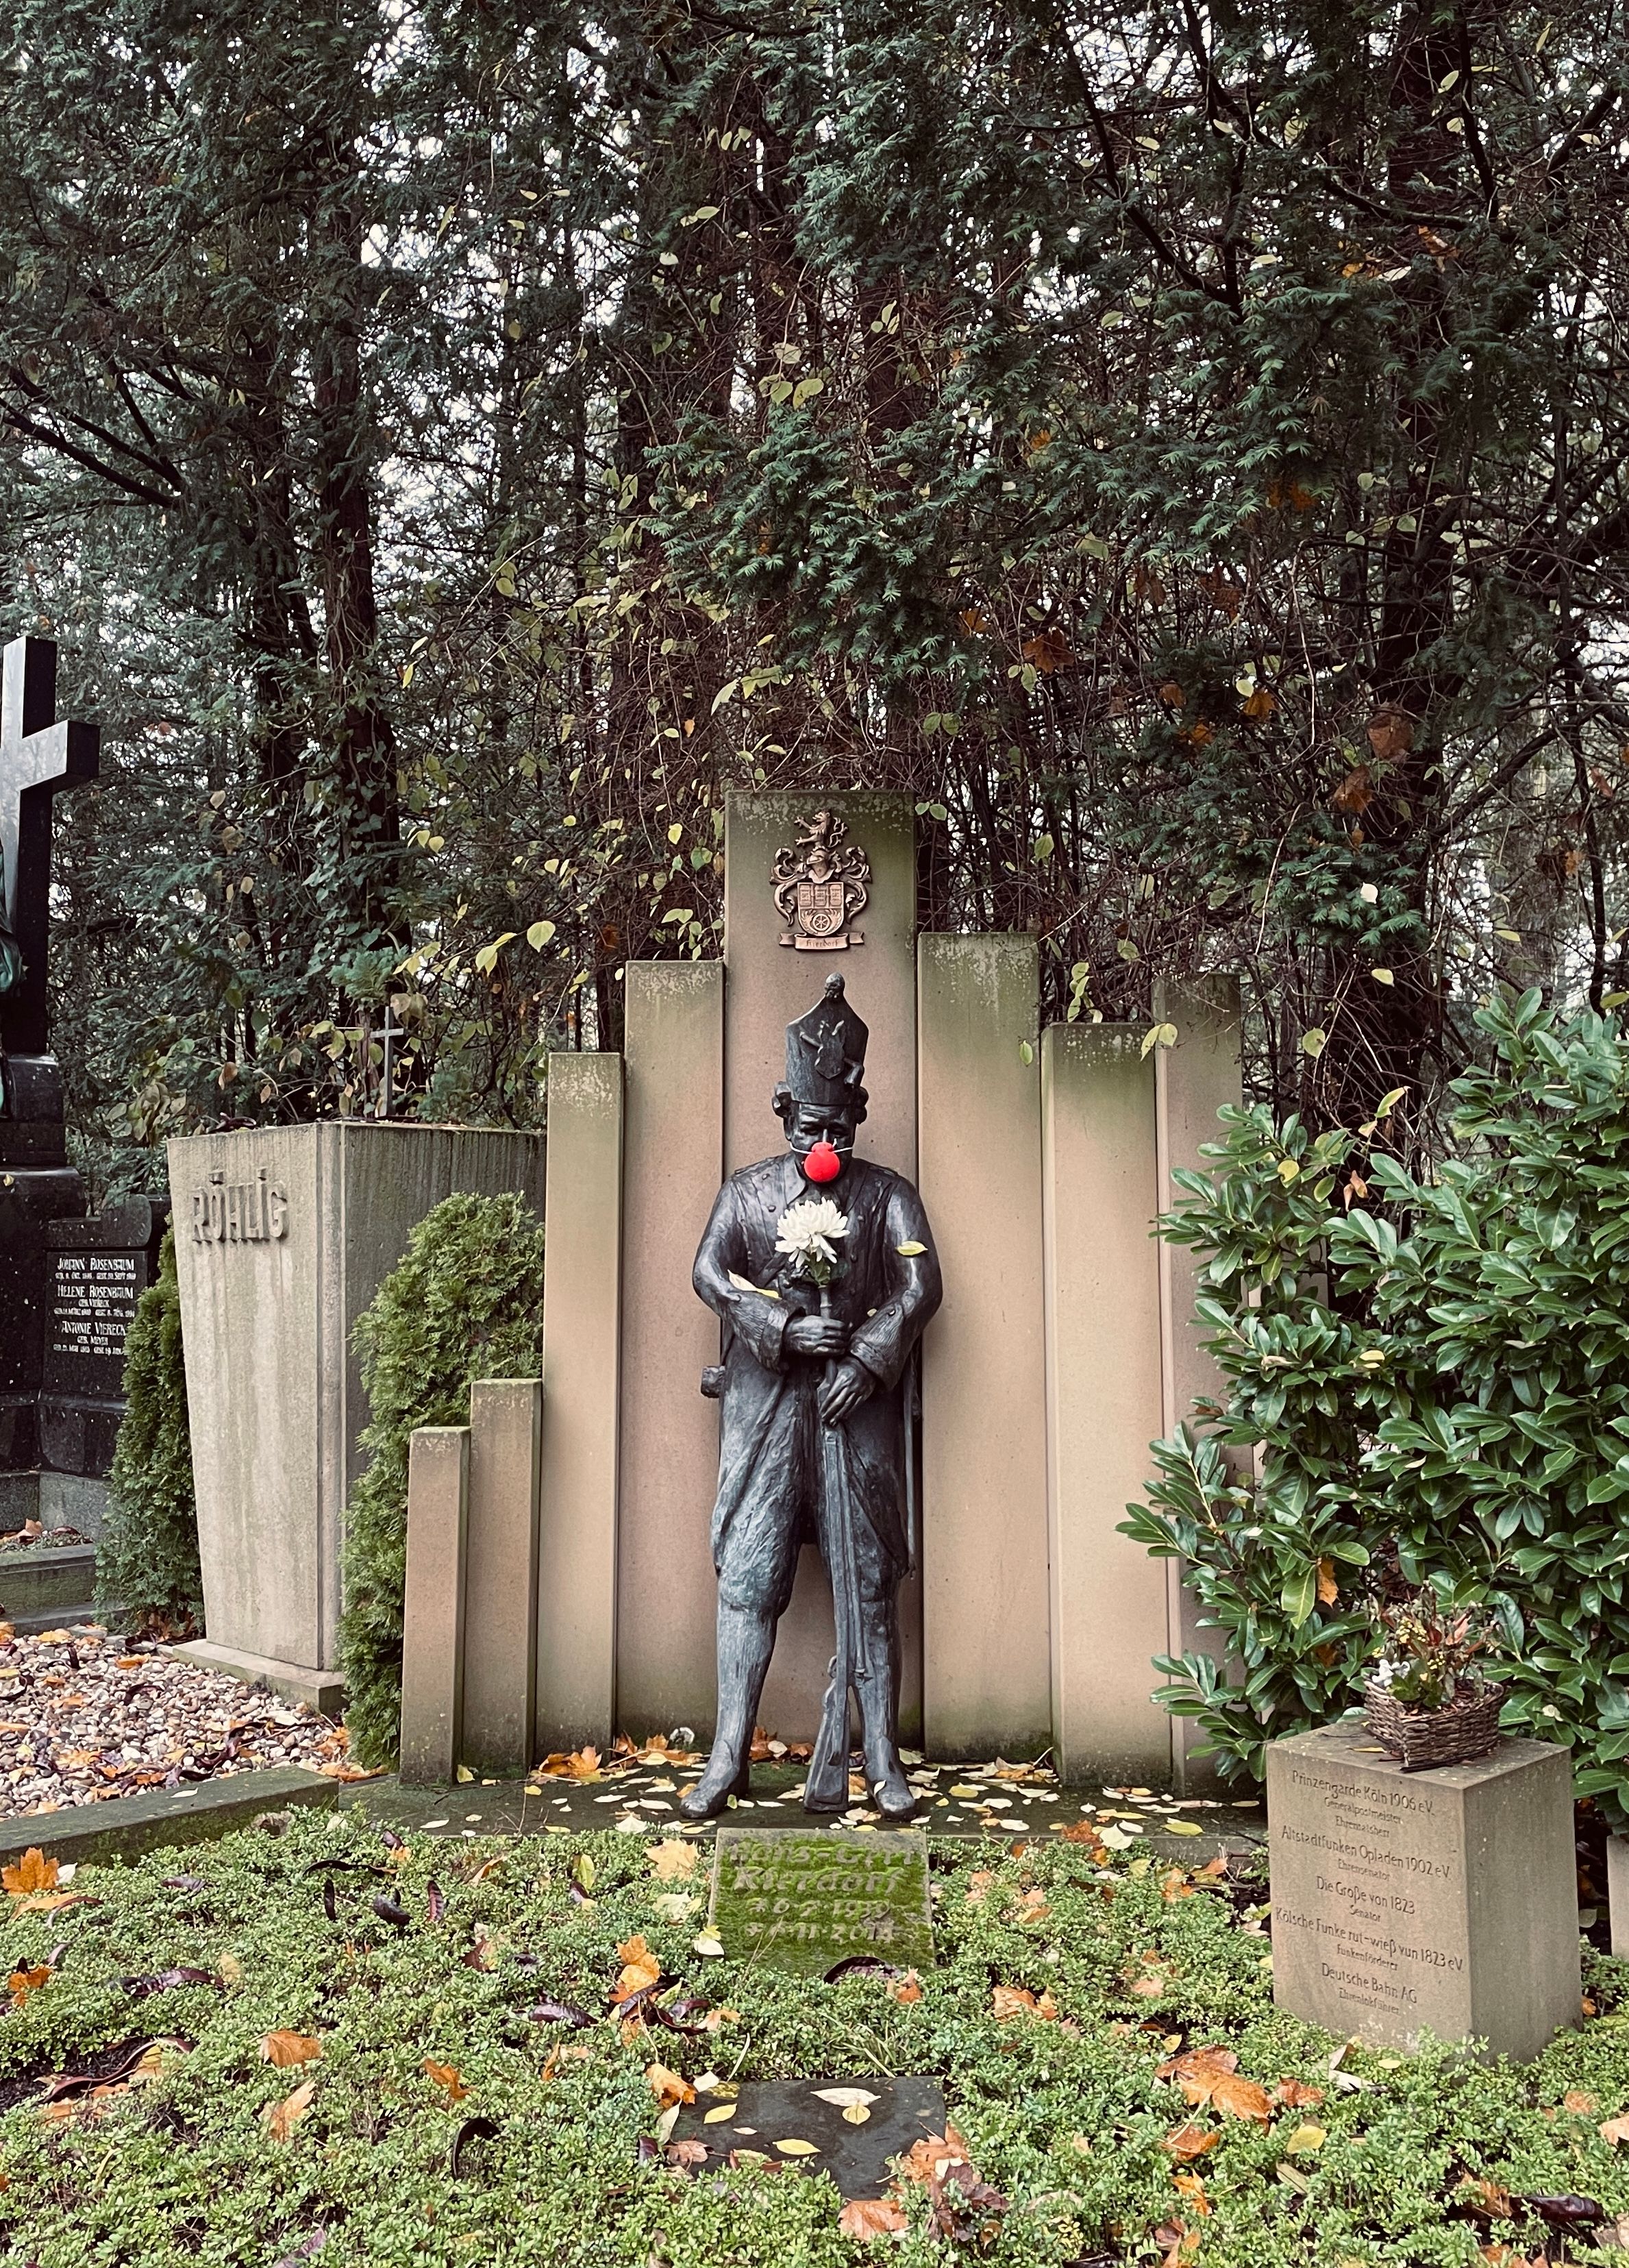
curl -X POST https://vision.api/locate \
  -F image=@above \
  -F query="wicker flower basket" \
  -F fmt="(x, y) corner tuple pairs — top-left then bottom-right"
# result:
(1363, 1678), (1504, 1773)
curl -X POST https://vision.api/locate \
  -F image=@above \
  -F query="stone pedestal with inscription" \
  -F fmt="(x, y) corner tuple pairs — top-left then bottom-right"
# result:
(167, 1121), (544, 1712)
(1267, 1719), (1578, 2062)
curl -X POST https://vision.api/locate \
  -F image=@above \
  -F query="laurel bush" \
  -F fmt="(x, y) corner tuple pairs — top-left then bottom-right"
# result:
(1124, 989), (1629, 1822)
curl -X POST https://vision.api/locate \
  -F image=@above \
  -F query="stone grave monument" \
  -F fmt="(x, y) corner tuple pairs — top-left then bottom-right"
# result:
(1267, 1718), (1579, 2061)
(0, 637), (98, 1519)
(167, 1120), (545, 1712)
(397, 787), (1246, 1786)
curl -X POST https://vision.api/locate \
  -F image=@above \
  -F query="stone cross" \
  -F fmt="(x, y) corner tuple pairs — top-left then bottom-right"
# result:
(377, 1006), (406, 1119)
(1, 637), (99, 1056)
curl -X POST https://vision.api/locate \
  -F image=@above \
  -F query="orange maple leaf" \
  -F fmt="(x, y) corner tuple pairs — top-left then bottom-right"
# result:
(645, 2062), (695, 2109)
(1158, 2044), (1273, 2123)
(1173, 2171), (1210, 2216)
(1162, 2121), (1220, 2160)
(540, 1746), (603, 1783)
(1059, 1819), (1107, 1851)
(261, 2079), (316, 2141)
(1, 1848), (58, 1899)
(899, 2123), (973, 2184)
(7, 1964), (51, 2008)
(991, 1984), (1057, 2023)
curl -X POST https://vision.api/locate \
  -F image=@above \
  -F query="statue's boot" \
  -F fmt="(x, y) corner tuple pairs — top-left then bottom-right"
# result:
(680, 1602), (773, 1821)
(857, 1601), (917, 1821)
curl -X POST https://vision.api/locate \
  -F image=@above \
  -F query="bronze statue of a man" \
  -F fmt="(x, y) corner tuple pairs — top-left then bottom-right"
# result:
(681, 974), (942, 1822)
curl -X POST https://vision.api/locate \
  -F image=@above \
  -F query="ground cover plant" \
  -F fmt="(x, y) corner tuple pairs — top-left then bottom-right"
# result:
(1123, 991), (1629, 1820)
(1, 1810), (1627, 2267)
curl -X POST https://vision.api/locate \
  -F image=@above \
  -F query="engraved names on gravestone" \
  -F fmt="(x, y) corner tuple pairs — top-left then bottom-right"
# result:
(709, 1826), (934, 1979)
(50, 1251), (140, 1364)
(40, 1199), (169, 1495)
(1267, 1719), (1579, 2062)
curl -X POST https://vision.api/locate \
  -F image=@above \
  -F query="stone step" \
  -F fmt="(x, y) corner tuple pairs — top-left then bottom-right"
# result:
(0, 1542), (97, 1621)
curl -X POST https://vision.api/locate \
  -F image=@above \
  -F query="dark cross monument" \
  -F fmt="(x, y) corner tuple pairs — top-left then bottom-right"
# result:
(0, 637), (99, 1489)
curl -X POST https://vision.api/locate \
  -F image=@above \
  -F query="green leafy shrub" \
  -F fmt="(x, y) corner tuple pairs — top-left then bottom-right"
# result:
(1122, 989), (1629, 1823)
(96, 1224), (201, 1633)
(340, 1190), (545, 1766)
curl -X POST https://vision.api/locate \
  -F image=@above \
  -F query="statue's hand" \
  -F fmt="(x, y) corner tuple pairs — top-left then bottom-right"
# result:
(786, 1313), (849, 1358)
(819, 1357), (875, 1427)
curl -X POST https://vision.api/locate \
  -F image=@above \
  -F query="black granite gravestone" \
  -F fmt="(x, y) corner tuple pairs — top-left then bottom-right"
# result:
(0, 637), (99, 1505)
(40, 1197), (169, 1482)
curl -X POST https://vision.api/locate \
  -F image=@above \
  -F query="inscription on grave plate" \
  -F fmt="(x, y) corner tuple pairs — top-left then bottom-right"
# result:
(709, 1826), (934, 1979)
(1266, 1719), (1580, 2060)
(48, 1251), (140, 1366)
(1271, 1753), (1459, 2032)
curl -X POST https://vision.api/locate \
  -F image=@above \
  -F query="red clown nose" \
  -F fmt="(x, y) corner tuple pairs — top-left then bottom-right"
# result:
(804, 1138), (841, 1185)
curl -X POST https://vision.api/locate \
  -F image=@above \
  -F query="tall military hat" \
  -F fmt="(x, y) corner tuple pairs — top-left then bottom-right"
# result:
(784, 972), (868, 1114)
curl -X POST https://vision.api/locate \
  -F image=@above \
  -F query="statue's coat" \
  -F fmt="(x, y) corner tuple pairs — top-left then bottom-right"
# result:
(693, 1152), (942, 1610)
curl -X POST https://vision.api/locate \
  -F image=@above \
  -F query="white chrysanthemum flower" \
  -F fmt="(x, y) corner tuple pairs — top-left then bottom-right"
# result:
(775, 1196), (849, 1270)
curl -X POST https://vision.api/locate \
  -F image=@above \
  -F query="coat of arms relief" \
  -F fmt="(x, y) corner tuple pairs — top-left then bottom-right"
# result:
(771, 809), (870, 950)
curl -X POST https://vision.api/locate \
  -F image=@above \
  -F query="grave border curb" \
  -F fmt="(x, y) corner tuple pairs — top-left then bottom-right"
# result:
(0, 1765), (340, 1868)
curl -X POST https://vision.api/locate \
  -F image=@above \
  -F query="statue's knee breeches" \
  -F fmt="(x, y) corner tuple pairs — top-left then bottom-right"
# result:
(714, 1491), (803, 1619)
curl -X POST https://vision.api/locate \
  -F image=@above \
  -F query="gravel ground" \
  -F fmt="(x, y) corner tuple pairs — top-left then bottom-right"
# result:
(0, 1622), (353, 1819)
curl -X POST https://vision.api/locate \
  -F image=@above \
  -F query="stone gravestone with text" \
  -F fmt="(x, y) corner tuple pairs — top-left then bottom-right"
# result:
(708, 1825), (934, 1979)
(169, 1120), (545, 1712)
(37, 1197), (170, 1533)
(0, 637), (98, 1518)
(1267, 1719), (1579, 2062)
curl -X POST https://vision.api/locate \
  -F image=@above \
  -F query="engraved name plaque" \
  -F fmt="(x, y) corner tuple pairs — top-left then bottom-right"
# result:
(709, 1825), (933, 1979)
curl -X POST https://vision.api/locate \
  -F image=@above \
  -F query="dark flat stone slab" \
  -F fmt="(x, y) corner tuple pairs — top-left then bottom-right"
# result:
(671, 2076), (946, 2198)
(710, 1826), (934, 1978)
(0, 1764), (337, 1866)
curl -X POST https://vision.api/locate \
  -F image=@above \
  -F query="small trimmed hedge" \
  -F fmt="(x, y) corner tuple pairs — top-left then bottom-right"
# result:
(339, 1189), (545, 1765)
(96, 1224), (202, 1633)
